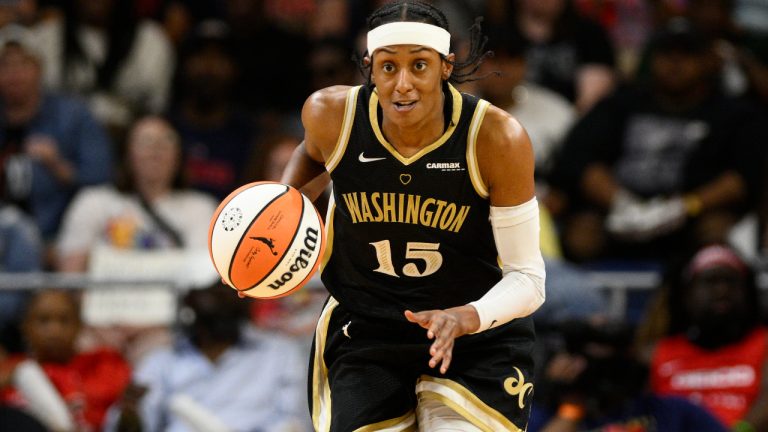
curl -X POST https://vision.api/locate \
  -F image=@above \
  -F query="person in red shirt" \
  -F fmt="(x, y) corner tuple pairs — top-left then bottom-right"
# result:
(0, 290), (131, 431)
(650, 244), (768, 430)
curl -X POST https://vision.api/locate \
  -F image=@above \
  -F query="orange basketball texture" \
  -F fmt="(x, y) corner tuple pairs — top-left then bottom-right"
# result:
(208, 182), (326, 299)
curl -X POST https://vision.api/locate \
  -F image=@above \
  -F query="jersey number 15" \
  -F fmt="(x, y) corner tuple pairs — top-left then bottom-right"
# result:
(369, 240), (443, 278)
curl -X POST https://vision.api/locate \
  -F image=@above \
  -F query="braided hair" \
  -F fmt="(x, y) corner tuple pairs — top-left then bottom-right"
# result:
(359, 0), (491, 84)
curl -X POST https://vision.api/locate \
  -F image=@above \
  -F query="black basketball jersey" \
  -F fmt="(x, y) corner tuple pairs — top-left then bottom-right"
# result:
(320, 84), (504, 321)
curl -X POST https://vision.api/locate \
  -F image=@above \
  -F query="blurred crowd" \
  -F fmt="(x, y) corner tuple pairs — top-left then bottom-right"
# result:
(0, 0), (767, 431)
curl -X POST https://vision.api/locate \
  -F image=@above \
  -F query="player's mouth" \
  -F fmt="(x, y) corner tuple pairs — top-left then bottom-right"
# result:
(393, 100), (417, 112)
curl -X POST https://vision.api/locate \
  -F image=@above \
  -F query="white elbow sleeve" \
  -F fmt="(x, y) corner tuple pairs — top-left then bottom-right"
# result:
(469, 198), (546, 333)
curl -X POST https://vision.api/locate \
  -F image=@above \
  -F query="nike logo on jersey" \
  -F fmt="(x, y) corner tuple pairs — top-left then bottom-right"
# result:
(359, 152), (386, 163)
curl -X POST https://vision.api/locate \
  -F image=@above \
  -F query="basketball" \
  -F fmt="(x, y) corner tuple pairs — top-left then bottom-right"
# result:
(208, 181), (326, 299)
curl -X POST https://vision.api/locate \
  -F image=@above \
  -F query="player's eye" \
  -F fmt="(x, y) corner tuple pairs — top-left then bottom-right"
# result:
(414, 61), (428, 71)
(382, 63), (395, 73)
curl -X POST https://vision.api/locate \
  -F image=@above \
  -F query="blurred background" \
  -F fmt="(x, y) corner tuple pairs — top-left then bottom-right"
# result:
(0, 0), (768, 431)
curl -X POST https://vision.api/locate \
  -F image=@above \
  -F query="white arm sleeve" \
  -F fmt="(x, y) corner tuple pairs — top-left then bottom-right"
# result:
(13, 360), (76, 432)
(468, 197), (546, 333)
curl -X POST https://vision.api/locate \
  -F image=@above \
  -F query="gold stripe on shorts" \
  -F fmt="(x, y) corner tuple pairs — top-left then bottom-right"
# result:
(353, 411), (417, 432)
(416, 375), (524, 432)
(311, 296), (339, 432)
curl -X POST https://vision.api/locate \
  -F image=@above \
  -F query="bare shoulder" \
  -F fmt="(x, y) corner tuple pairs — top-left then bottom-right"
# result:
(476, 105), (532, 158)
(302, 85), (354, 157)
(475, 104), (535, 205)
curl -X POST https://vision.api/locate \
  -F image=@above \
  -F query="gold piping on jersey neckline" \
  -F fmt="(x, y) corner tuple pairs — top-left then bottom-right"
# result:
(369, 83), (463, 166)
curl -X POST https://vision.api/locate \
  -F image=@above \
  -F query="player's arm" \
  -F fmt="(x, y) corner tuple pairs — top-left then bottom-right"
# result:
(281, 85), (350, 201)
(467, 106), (545, 332)
(405, 107), (545, 373)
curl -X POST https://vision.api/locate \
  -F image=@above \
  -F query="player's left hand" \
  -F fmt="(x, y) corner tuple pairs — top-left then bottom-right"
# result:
(405, 306), (479, 374)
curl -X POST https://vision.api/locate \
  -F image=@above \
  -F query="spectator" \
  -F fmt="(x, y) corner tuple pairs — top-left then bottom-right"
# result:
(0, 203), (43, 356)
(649, 243), (768, 430)
(548, 18), (766, 264)
(0, 28), (113, 241)
(54, 116), (217, 364)
(32, 0), (174, 140)
(634, 0), (768, 102)
(477, 32), (576, 188)
(106, 284), (310, 432)
(484, 0), (617, 113)
(529, 319), (727, 432)
(168, 20), (261, 200)
(223, 0), (312, 117)
(55, 116), (216, 272)
(0, 290), (132, 431)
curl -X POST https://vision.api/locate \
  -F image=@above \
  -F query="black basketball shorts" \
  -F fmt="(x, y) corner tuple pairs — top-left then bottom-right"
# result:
(308, 297), (536, 431)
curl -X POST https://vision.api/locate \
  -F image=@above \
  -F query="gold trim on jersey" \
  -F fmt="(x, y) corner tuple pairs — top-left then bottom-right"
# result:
(466, 100), (490, 198)
(368, 84), (463, 166)
(320, 193), (336, 273)
(327, 86), (362, 173)
(353, 412), (417, 432)
(311, 296), (339, 432)
(416, 375), (524, 432)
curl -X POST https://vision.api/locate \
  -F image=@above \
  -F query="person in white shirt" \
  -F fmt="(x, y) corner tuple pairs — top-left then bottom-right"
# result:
(105, 284), (311, 432)
(55, 116), (216, 271)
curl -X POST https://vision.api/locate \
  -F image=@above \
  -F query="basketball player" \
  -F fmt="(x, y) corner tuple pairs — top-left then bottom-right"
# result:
(281, 1), (546, 430)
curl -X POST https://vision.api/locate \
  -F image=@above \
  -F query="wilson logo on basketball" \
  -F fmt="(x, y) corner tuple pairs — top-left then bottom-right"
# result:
(268, 227), (320, 290)
(209, 181), (326, 299)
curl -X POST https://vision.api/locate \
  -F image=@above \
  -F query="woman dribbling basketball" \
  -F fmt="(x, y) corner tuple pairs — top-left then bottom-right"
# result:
(281, 1), (546, 430)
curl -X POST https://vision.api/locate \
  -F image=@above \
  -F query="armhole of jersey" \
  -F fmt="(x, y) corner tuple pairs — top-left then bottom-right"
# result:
(466, 99), (490, 199)
(325, 86), (361, 173)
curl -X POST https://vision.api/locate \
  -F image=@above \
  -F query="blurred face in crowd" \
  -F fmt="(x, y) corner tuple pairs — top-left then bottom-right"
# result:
(684, 263), (754, 349)
(128, 117), (181, 189)
(181, 284), (247, 348)
(23, 291), (80, 364)
(77, 0), (114, 27)
(687, 265), (747, 323)
(0, 44), (40, 105)
(652, 49), (712, 97)
(183, 44), (237, 106)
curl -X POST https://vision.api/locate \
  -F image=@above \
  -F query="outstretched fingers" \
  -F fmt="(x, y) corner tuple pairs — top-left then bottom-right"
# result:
(405, 309), (458, 374)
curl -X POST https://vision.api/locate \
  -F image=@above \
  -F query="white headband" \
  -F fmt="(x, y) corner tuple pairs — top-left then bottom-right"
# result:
(367, 22), (451, 56)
